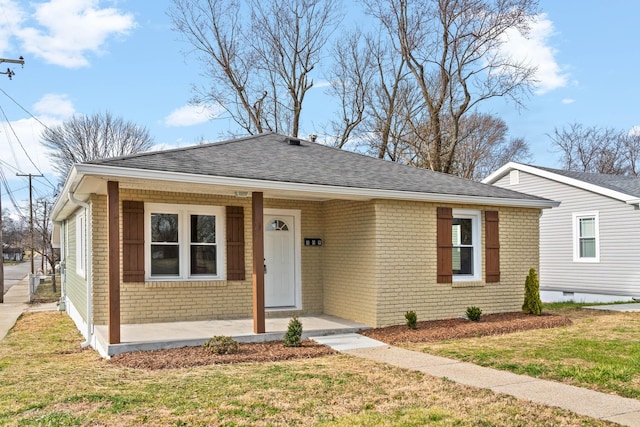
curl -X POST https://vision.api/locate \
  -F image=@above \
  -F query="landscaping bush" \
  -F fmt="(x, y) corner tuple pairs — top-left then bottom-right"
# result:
(405, 310), (418, 329)
(465, 306), (482, 322)
(523, 268), (543, 315)
(283, 316), (303, 347)
(202, 336), (239, 355)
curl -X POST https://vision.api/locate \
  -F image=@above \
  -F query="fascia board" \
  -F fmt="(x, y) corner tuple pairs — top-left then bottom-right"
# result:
(71, 163), (559, 209)
(484, 162), (636, 204)
(51, 166), (80, 221)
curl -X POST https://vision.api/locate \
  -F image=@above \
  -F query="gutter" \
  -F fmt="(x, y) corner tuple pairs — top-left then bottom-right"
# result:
(67, 191), (93, 348)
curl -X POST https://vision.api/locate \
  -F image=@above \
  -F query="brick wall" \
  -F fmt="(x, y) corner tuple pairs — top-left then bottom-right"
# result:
(90, 189), (324, 325)
(322, 200), (378, 326)
(373, 200), (540, 327)
(85, 186), (539, 328)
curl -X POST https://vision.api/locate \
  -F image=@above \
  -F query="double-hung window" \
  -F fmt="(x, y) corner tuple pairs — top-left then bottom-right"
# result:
(573, 212), (599, 262)
(146, 203), (224, 280)
(452, 210), (481, 281)
(75, 210), (86, 278)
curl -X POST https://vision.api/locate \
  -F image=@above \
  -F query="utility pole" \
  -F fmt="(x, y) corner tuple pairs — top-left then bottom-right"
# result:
(16, 173), (43, 275)
(0, 56), (23, 303)
(1, 183), (4, 303)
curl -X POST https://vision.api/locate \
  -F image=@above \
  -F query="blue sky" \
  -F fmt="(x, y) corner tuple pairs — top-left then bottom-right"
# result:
(0, 0), (638, 216)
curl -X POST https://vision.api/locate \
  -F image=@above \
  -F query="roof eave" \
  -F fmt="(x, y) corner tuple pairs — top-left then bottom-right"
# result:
(52, 163), (557, 221)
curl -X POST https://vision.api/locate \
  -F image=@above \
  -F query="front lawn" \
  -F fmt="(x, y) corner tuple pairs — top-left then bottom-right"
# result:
(407, 304), (640, 399)
(0, 312), (614, 426)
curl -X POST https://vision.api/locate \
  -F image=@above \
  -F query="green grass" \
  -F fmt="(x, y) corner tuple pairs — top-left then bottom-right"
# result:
(413, 305), (640, 399)
(0, 312), (615, 426)
(31, 275), (61, 303)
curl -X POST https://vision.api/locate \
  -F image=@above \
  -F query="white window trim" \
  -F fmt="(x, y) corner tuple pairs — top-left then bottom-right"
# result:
(452, 209), (482, 282)
(572, 211), (600, 263)
(75, 211), (86, 278)
(145, 203), (226, 281)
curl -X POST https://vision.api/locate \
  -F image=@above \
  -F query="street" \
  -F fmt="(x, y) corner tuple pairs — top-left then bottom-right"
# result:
(2, 258), (36, 295)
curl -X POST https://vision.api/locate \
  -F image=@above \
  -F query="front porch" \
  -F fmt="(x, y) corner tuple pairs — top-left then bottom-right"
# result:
(94, 314), (369, 358)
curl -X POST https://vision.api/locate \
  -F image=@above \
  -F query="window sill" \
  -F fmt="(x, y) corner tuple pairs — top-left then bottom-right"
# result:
(452, 281), (485, 288)
(144, 280), (229, 289)
(573, 258), (600, 263)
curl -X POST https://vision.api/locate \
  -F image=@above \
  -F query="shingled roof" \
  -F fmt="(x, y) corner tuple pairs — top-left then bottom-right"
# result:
(531, 165), (640, 198)
(483, 162), (640, 204)
(86, 132), (547, 203)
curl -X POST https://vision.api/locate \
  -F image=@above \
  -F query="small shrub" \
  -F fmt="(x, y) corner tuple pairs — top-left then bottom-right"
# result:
(466, 306), (482, 322)
(405, 310), (418, 329)
(202, 336), (239, 355)
(523, 267), (543, 315)
(283, 316), (303, 347)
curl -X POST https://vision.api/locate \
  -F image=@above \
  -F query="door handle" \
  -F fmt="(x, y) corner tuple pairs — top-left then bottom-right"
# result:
(264, 258), (267, 274)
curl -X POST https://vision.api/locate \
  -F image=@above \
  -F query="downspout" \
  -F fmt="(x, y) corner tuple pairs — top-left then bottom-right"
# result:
(67, 191), (93, 348)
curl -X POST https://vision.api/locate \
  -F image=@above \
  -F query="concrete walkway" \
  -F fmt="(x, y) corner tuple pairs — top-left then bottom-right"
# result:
(0, 276), (57, 341)
(311, 333), (640, 427)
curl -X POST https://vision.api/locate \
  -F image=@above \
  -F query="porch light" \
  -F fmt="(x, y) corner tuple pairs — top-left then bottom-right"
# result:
(234, 191), (250, 198)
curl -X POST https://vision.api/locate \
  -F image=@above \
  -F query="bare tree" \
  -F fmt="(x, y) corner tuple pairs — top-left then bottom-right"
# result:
(169, 0), (341, 137)
(325, 30), (375, 149)
(549, 123), (628, 175)
(362, 0), (538, 174)
(41, 111), (153, 181)
(32, 197), (58, 277)
(451, 112), (531, 180)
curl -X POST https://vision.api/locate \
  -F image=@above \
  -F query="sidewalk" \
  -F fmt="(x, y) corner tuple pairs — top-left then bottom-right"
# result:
(311, 333), (640, 427)
(0, 276), (57, 341)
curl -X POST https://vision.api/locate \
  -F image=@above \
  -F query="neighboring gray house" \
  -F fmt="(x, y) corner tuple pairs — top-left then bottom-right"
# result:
(484, 162), (640, 303)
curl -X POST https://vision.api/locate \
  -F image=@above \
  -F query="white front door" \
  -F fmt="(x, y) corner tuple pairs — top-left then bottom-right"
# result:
(264, 215), (296, 308)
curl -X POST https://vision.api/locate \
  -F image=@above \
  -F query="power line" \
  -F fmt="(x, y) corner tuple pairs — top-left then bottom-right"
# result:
(0, 88), (58, 191)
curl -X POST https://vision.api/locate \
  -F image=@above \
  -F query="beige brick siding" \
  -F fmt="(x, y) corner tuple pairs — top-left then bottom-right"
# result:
(79, 185), (539, 328)
(373, 200), (539, 327)
(322, 200), (378, 326)
(89, 189), (324, 325)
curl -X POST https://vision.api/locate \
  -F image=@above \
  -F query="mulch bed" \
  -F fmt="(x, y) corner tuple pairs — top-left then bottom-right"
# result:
(109, 312), (571, 370)
(360, 311), (572, 345)
(109, 340), (336, 370)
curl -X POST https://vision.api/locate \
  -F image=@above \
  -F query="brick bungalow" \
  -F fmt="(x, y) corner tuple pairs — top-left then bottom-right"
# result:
(51, 133), (557, 355)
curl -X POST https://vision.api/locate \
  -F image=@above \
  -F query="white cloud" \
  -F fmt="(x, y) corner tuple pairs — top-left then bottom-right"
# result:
(499, 13), (569, 95)
(33, 93), (75, 118)
(163, 104), (222, 127)
(15, 0), (136, 68)
(629, 126), (640, 137)
(561, 98), (575, 105)
(0, 0), (26, 55)
(1, 116), (60, 176)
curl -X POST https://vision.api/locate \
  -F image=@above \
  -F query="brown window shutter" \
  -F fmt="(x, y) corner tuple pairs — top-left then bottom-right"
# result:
(485, 210), (500, 283)
(226, 206), (245, 280)
(437, 207), (453, 283)
(122, 201), (145, 282)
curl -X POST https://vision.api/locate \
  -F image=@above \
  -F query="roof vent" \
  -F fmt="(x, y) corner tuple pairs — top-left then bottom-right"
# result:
(286, 137), (301, 146)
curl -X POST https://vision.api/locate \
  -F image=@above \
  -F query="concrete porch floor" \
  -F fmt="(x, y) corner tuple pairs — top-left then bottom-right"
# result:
(94, 314), (369, 357)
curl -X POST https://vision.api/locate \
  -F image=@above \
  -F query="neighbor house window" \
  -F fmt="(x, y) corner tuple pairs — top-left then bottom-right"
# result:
(145, 203), (224, 280)
(573, 212), (599, 262)
(452, 210), (481, 281)
(75, 211), (86, 278)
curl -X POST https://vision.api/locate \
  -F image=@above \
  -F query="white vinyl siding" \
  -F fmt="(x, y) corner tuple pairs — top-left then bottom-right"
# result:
(493, 170), (640, 297)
